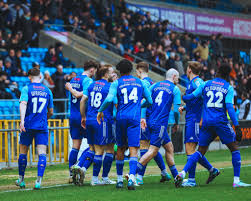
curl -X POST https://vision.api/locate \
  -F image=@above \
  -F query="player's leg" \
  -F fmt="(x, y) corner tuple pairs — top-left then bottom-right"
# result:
(137, 139), (149, 184)
(91, 145), (105, 186)
(102, 143), (116, 184)
(16, 144), (29, 188)
(183, 142), (197, 186)
(34, 130), (49, 189)
(115, 119), (127, 188)
(163, 142), (178, 179)
(218, 124), (250, 187)
(116, 146), (126, 188)
(127, 119), (140, 190)
(16, 130), (33, 188)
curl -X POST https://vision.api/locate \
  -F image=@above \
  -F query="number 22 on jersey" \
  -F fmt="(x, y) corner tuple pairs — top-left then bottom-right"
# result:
(206, 91), (223, 108)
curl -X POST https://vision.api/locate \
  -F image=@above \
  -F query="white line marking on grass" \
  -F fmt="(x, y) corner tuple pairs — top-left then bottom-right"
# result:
(1, 164), (251, 194)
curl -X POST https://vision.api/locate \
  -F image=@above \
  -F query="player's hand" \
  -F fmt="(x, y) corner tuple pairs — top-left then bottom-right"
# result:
(141, 118), (147, 130)
(97, 112), (104, 125)
(178, 106), (184, 114)
(81, 117), (86, 129)
(235, 125), (242, 142)
(20, 121), (26, 132)
(172, 124), (179, 133)
(65, 82), (72, 91)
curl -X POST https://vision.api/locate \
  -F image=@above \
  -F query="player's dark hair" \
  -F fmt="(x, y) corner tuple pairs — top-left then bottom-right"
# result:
(96, 66), (110, 80)
(28, 68), (40, 77)
(188, 61), (202, 75)
(136, 62), (149, 73)
(217, 63), (231, 80)
(84, 60), (100, 71)
(116, 59), (133, 74)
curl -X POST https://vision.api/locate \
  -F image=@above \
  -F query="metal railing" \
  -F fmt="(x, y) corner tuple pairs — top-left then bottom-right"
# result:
(0, 119), (69, 167)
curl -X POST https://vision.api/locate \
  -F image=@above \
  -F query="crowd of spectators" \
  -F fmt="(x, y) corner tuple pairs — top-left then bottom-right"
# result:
(0, 0), (250, 114)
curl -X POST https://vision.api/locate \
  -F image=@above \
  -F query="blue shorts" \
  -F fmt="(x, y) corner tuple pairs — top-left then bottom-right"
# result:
(86, 120), (113, 146)
(184, 122), (200, 144)
(116, 119), (140, 147)
(20, 129), (48, 146)
(140, 127), (150, 141)
(149, 125), (171, 148)
(70, 118), (87, 140)
(199, 123), (236, 146)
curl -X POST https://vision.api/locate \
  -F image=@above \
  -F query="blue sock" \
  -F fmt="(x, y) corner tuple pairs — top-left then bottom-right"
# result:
(69, 148), (79, 169)
(136, 162), (146, 176)
(82, 150), (95, 170)
(169, 165), (178, 178)
(102, 153), (114, 178)
(198, 155), (213, 171)
(139, 149), (148, 176)
(232, 150), (241, 177)
(93, 155), (103, 177)
(77, 147), (90, 167)
(129, 157), (138, 176)
(183, 151), (202, 173)
(116, 160), (124, 177)
(187, 155), (196, 180)
(154, 152), (166, 171)
(37, 154), (47, 177)
(18, 154), (27, 177)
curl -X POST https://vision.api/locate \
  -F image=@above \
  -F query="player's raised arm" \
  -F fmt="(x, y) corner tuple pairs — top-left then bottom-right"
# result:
(19, 86), (28, 132)
(98, 80), (118, 112)
(183, 79), (205, 102)
(141, 80), (153, 108)
(65, 82), (83, 98)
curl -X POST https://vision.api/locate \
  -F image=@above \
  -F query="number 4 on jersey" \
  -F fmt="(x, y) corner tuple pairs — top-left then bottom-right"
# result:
(155, 91), (163, 106)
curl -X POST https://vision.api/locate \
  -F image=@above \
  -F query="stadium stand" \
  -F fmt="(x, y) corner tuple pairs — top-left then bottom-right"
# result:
(0, 0), (250, 121)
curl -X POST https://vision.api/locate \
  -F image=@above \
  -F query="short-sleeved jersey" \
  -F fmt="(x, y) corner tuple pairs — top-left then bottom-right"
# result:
(20, 83), (53, 131)
(85, 79), (113, 122)
(202, 78), (234, 125)
(116, 75), (145, 121)
(185, 76), (204, 122)
(69, 75), (88, 121)
(147, 80), (181, 126)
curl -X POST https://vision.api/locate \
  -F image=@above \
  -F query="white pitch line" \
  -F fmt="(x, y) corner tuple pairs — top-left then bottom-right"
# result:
(1, 164), (251, 194)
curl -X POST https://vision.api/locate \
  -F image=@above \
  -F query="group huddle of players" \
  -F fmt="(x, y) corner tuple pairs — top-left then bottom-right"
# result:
(15, 58), (250, 190)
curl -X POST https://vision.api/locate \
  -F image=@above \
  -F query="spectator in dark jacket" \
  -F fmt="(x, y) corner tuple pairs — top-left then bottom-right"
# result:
(20, 11), (33, 47)
(44, 45), (58, 67)
(51, 64), (67, 118)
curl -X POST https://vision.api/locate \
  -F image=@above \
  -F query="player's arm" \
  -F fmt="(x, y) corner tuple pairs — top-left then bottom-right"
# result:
(80, 87), (89, 128)
(183, 79), (205, 102)
(225, 86), (241, 141)
(19, 86), (28, 132)
(173, 86), (181, 132)
(47, 89), (54, 119)
(97, 80), (118, 124)
(141, 82), (154, 108)
(65, 82), (83, 98)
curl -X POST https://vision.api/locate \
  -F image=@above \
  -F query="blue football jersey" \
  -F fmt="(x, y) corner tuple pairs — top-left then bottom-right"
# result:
(20, 83), (53, 131)
(69, 75), (88, 121)
(143, 77), (154, 120)
(85, 79), (113, 122)
(185, 76), (203, 122)
(147, 80), (181, 126)
(143, 77), (154, 86)
(116, 75), (145, 121)
(202, 78), (233, 125)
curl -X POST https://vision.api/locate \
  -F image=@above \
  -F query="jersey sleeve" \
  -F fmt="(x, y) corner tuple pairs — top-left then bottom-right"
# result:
(192, 78), (205, 97)
(19, 86), (28, 102)
(173, 86), (181, 105)
(98, 80), (118, 112)
(225, 85), (234, 104)
(141, 80), (153, 105)
(48, 89), (54, 109)
(82, 77), (93, 95)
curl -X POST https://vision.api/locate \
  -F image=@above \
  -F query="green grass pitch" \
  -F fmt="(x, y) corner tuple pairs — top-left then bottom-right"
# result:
(1, 148), (251, 201)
